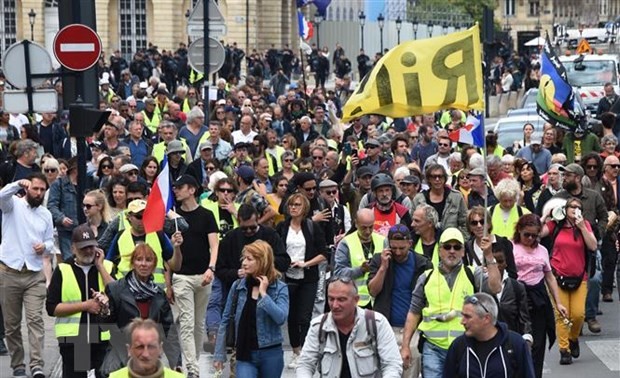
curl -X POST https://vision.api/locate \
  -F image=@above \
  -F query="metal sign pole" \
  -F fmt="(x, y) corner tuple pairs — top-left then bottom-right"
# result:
(22, 40), (34, 118)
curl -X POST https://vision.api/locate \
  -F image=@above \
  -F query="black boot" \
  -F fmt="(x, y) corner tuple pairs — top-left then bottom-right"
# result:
(560, 350), (573, 365)
(569, 339), (580, 358)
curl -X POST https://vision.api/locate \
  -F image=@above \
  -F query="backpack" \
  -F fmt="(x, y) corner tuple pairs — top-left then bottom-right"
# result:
(451, 332), (520, 376)
(317, 309), (379, 372)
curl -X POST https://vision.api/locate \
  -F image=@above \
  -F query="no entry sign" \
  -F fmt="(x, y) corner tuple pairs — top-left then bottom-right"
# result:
(53, 24), (102, 71)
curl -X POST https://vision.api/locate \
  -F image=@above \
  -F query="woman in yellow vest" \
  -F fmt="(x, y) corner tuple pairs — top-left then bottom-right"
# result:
(489, 178), (531, 239)
(102, 244), (182, 374)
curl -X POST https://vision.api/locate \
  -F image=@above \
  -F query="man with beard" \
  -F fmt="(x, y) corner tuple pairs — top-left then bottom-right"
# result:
(46, 224), (115, 377)
(0, 173), (54, 378)
(368, 173), (412, 237)
(554, 163), (608, 334)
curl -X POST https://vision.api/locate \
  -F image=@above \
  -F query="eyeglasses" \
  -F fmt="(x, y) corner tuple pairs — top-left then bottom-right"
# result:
(365, 145), (378, 149)
(388, 224), (410, 238)
(458, 175), (468, 180)
(441, 243), (463, 251)
(206, 166), (216, 171)
(83, 203), (95, 210)
(469, 220), (484, 226)
(303, 186), (317, 191)
(44, 168), (58, 173)
(131, 213), (144, 220)
(169, 151), (183, 156)
(586, 165), (599, 170)
(240, 225), (258, 233)
(521, 232), (538, 239)
(218, 188), (234, 193)
(429, 174), (444, 181)
(288, 202), (303, 208)
(101, 165), (113, 169)
(216, 111), (224, 114)
(567, 205), (582, 210)
(324, 190), (337, 195)
(328, 275), (354, 284)
(127, 171), (138, 176)
(607, 164), (620, 169)
(438, 143), (450, 147)
(283, 158), (294, 162)
(313, 156), (324, 160)
(464, 295), (490, 314)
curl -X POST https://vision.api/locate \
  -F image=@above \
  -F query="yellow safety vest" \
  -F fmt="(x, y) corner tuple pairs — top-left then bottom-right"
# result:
(414, 239), (439, 266)
(152, 140), (189, 163)
(200, 199), (239, 239)
(267, 146), (285, 173)
(109, 367), (184, 378)
(154, 101), (168, 122)
(181, 131), (211, 161)
(418, 266), (474, 349)
(489, 205), (530, 239)
(181, 98), (191, 113)
(189, 69), (204, 84)
(116, 230), (165, 287)
(141, 110), (161, 134)
(55, 261), (114, 340)
(344, 232), (385, 307)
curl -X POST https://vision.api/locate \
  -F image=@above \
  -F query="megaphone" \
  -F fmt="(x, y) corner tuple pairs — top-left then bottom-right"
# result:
(542, 198), (567, 222)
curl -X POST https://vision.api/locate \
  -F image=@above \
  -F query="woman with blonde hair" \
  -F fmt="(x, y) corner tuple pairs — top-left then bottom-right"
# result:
(213, 240), (289, 377)
(82, 189), (112, 239)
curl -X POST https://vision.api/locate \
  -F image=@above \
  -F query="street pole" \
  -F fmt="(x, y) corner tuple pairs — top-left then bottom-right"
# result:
(378, 13), (385, 52)
(204, 0), (209, 116)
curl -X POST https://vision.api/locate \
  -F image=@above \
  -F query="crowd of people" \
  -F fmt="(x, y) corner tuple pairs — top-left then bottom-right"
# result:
(0, 39), (618, 378)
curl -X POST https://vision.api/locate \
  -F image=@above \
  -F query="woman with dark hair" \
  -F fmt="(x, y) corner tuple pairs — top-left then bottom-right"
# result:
(540, 198), (597, 365)
(464, 206), (518, 279)
(267, 176), (289, 227)
(96, 156), (115, 190)
(213, 240), (289, 376)
(275, 150), (296, 181)
(275, 193), (327, 369)
(581, 152), (604, 187)
(106, 176), (129, 218)
(515, 159), (542, 213)
(512, 213), (568, 378)
(139, 156), (160, 188)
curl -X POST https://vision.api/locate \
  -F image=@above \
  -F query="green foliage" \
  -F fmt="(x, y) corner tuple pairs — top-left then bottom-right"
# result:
(409, 0), (496, 25)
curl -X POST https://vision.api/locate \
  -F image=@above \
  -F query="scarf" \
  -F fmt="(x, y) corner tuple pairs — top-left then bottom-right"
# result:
(127, 358), (164, 378)
(126, 270), (159, 301)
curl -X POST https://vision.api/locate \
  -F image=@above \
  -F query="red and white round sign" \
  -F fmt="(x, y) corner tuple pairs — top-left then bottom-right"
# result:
(53, 24), (102, 71)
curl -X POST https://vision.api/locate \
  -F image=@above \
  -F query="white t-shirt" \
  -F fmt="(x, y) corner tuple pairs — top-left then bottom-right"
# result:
(231, 130), (258, 145)
(285, 227), (306, 280)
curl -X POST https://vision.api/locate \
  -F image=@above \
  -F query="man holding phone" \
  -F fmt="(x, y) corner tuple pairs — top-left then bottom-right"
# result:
(367, 224), (433, 378)
(46, 224), (115, 377)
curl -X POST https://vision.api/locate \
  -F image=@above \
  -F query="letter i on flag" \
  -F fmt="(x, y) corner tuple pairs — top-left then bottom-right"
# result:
(449, 114), (485, 148)
(143, 154), (174, 233)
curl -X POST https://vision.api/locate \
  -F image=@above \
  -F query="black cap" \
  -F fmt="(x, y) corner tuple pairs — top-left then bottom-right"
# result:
(173, 174), (200, 189)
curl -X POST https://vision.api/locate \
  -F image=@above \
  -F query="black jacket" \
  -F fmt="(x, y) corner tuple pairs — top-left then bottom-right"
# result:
(216, 226), (290, 290)
(276, 218), (328, 283)
(464, 235), (518, 279)
(498, 277), (533, 336)
(368, 251), (432, 321)
(186, 158), (207, 187)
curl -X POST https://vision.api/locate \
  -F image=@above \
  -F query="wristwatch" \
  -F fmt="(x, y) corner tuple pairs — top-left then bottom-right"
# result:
(485, 258), (498, 265)
(208, 265), (216, 272)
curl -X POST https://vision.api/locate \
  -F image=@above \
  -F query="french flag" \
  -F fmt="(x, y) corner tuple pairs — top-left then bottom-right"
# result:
(298, 11), (314, 41)
(449, 114), (485, 148)
(143, 154), (174, 233)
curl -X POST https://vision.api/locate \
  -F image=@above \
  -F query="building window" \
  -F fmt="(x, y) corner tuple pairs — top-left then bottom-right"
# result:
(119, 0), (147, 60)
(0, 0), (17, 62)
(349, 7), (354, 21)
(504, 0), (515, 16)
(529, 1), (540, 16)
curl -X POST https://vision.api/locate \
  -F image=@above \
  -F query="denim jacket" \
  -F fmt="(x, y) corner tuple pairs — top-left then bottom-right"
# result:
(47, 176), (78, 231)
(214, 277), (289, 362)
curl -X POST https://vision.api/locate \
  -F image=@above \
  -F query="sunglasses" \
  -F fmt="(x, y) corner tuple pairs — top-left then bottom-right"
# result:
(313, 156), (324, 160)
(438, 143), (450, 147)
(328, 275), (355, 285)
(241, 225), (258, 233)
(218, 188), (234, 193)
(288, 202), (303, 208)
(283, 158), (294, 162)
(169, 151), (183, 156)
(324, 190), (337, 195)
(44, 168), (58, 173)
(567, 205), (582, 210)
(365, 145), (378, 149)
(522, 232), (538, 239)
(101, 165), (113, 169)
(127, 171), (138, 176)
(607, 164), (620, 169)
(586, 165), (598, 170)
(303, 186), (317, 191)
(469, 220), (484, 226)
(429, 174), (444, 181)
(464, 295), (490, 314)
(442, 243), (463, 251)
(206, 166), (216, 171)
(83, 203), (95, 210)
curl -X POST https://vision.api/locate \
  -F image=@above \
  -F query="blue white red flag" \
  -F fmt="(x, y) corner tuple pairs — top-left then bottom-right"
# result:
(449, 114), (485, 147)
(142, 154), (174, 233)
(297, 11), (314, 40)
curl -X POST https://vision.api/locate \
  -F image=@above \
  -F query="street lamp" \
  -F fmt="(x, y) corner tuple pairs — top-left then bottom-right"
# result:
(428, 22), (434, 38)
(314, 12), (323, 50)
(28, 8), (36, 41)
(396, 16), (402, 44)
(442, 21), (449, 35)
(359, 11), (366, 50)
(412, 17), (419, 40)
(377, 13), (385, 52)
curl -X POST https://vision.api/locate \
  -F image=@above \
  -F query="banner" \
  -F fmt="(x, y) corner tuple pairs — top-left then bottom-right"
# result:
(536, 37), (579, 130)
(341, 25), (484, 122)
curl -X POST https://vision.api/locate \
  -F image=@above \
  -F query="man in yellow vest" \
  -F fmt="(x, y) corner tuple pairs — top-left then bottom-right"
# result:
(46, 224), (115, 377)
(109, 318), (184, 378)
(105, 200), (183, 289)
(151, 121), (191, 164)
(141, 98), (161, 134)
(334, 208), (385, 309)
(399, 228), (502, 378)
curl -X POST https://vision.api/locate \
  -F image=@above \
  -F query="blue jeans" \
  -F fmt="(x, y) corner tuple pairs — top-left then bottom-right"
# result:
(205, 277), (223, 334)
(422, 340), (448, 378)
(585, 251), (602, 320)
(235, 346), (284, 378)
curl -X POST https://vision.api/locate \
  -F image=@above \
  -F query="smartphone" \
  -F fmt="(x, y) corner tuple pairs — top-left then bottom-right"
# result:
(575, 208), (582, 219)
(343, 143), (352, 155)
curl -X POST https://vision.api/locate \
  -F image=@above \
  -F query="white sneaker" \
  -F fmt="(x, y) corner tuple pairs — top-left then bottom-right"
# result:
(287, 353), (300, 369)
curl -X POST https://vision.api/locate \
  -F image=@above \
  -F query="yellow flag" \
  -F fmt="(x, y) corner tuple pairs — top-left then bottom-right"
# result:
(342, 25), (484, 122)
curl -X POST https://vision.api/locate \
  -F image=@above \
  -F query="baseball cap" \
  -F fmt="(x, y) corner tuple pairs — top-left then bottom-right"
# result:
(559, 163), (584, 177)
(387, 224), (411, 240)
(467, 168), (486, 177)
(319, 179), (338, 189)
(216, 99), (226, 106)
(119, 164), (139, 174)
(235, 165), (255, 181)
(356, 166), (373, 178)
(89, 141), (106, 150)
(401, 175), (420, 185)
(173, 174), (200, 189)
(327, 139), (339, 151)
(166, 140), (185, 155)
(530, 133), (542, 145)
(72, 224), (99, 249)
(127, 199), (147, 214)
(439, 227), (465, 244)
(365, 139), (380, 148)
(199, 141), (213, 151)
